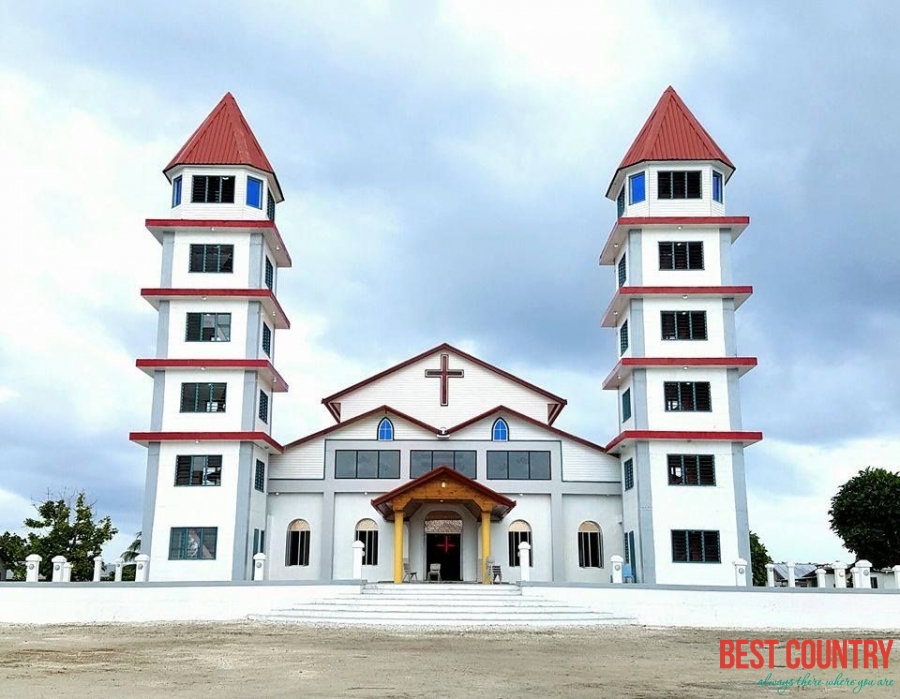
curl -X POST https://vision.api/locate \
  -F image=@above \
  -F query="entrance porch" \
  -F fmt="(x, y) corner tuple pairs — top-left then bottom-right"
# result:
(370, 466), (516, 584)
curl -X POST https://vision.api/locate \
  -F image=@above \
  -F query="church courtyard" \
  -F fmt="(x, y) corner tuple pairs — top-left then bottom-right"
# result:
(1, 623), (897, 697)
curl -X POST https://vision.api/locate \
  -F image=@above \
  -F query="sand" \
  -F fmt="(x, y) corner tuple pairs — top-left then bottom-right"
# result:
(0, 623), (897, 698)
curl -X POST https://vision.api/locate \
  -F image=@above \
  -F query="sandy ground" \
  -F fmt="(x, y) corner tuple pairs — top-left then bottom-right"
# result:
(0, 623), (898, 698)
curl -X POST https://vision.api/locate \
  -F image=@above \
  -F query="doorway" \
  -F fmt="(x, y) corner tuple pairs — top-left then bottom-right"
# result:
(424, 512), (462, 582)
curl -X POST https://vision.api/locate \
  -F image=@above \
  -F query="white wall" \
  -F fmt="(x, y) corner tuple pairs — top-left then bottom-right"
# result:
(265, 493), (324, 580)
(493, 494), (552, 583)
(333, 493), (394, 582)
(618, 163), (727, 219)
(271, 439), (325, 479)
(644, 368), (731, 431)
(160, 370), (244, 432)
(169, 232), (251, 289)
(166, 300), (250, 359)
(561, 494), (624, 583)
(641, 297), (726, 357)
(168, 166), (272, 222)
(640, 229), (723, 287)
(562, 441), (620, 482)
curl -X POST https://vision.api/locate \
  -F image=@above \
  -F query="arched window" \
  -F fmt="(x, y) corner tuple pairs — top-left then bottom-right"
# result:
(508, 519), (532, 567)
(492, 418), (509, 442)
(355, 518), (379, 566)
(286, 519), (311, 566)
(577, 521), (603, 568)
(377, 418), (394, 441)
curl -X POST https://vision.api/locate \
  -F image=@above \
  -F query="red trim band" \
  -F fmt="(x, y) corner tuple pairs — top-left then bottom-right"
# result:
(129, 431), (284, 453)
(140, 288), (291, 330)
(601, 285), (753, 326)
(145, 218), (292, 268)
(603, 357), (757, 389)
(135, 359), (289, 392)
(605, 430), (763, 452)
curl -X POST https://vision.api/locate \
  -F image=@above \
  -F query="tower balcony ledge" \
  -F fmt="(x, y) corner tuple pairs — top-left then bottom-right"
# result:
(603, 356), (757, 390)
(135, 358), (289, 392)
(145, 218), (292, 268)
(604, 429), (763, 453)
(601, 285), (752, 327)
(140, 288), (291, 330)
(599, 216), (750, 266)
(129, 431), (284, 453)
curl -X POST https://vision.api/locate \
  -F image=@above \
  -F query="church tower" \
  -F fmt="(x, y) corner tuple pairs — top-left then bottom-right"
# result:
(130, 94), (291, 581)
(600, 88), (762, 586)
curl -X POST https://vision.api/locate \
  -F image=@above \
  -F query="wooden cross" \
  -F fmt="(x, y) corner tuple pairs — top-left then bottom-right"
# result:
(425, 353), (464, 407)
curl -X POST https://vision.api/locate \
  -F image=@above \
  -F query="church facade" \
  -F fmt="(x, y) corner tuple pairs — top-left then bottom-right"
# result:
(131, 88), (762, 587)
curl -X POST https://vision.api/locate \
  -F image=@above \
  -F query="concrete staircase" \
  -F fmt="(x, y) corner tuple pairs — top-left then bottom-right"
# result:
(249, 583), (636, 627)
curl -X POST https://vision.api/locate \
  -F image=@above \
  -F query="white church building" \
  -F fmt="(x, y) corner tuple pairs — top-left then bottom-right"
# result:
(131, 88), (762, 587)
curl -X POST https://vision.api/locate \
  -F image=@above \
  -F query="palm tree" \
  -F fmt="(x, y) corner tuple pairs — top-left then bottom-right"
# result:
(122, 531), (141, 562)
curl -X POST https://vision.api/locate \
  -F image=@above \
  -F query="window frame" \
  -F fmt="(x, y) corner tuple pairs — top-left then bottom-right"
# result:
(660, 310), (707, 341)
(622, 389), (632, 423)
(410, 450), (477, 479)
(286, 520), (311, 566)
(628, 172), (646, 204)
(616, 186), (625, 218)
(172, 175), (182, 207)
(261, 323), (272, 356)
(657, 170), (702, 200)
(174, 455), (222, 487)
(508, 521), (533, 567)
(491, 418), (509, 442)
(265, 257), (274, 290)
(191, 175), (235, 204)
(617, 253), (627, 287)
(667, 454), (716, 486)
(619, 320), (629, 355)
(335, 450), (401, 479)
(658, 241), (704, 271)
(189, 244), (235, 274)
(254, 459), (266, 492)
(623, 458), (634, 491)
(246, 176), (264, 209)
(180, 382), (227, 413)
(185, 312), (232, 343)
(663, 381), (712, 412)
(377, 418), (394, 441)
(355, 520), (379, 566)
(712, 171), (723, 203)
(577, 522), (603, 568)
(671, 529), (721, 563)
(258, 390), (269, 424)
(486, 451), (551, 481)
(168, 527), (218, 560)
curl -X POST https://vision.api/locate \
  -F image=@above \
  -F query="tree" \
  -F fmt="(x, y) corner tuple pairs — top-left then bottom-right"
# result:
(749, 531), (772, 587)
(829, 467), (900, 569)
(11, 490), (118, 581)
(0, 532), (27, 580)
(121, 531), (141, 582)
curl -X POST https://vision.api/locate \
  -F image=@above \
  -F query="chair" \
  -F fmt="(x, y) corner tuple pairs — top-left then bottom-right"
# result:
(402, 561), (418, 583)
(490, 565), (502, 584)
(427, 563), (442, 582)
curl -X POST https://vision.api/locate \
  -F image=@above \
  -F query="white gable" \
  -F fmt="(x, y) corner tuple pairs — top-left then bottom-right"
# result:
(328, 348), (562, 427)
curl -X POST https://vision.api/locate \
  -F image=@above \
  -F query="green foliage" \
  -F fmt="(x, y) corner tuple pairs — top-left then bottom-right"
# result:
(829, 467), (900, 569)
(10, 490), (118, 581)
(0, 531), (27, 580)
(749, 531), (772, 587)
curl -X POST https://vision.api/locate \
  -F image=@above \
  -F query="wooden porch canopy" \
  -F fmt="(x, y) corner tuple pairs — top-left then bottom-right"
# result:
(370, 466), (516, 522)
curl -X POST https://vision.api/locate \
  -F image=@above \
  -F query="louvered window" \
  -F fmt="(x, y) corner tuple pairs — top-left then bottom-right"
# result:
(659, 241), (704, 270)
(191, 175), (235, 203)
(616, 186), (625, 217)
(661, 311), (707, 340)
(189, 244), (234, 273)
(622, 389), (632, 423)
(672, 530), (720, 563)
(169, 527), (218, 560)
(265, 257), (274, 290)
(262, 323), (272, 356)
(619, 320), (629, 354)
(658, 171), (701, 199)
(185, 313), (231, 342)
(266, 191), (276, 222)
(663, 381), (711, 412)
(254, 459), (266, 492)
(668, 454), (716, 486)
(180, 383), (227, 413)
(617, 253), (627, 287)
(258, 390), (269, 424)
(623, 458), (634, 490)
(174, 455), (222, 486)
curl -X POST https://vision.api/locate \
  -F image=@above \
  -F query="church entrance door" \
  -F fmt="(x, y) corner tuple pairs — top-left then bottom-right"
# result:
(426, 533), (461, 582)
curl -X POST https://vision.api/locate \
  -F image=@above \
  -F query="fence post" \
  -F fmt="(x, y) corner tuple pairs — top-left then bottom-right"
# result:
(518, 542), (531, 582)
(765, 563), (775, 587)
(610, 554), (624, 584)
(93, 555), (103, 582)
(51, 556), (66, 583)
(135, 554), (150, 583)
(786, 562), (796, 588)
(815, 568), (826, 588)
(856, 560), (872, 589)
(352, 540), (364, 579)
(114, 557), (124, 583)
(62, 562), (72, 582)
(833, 562), (847, 588)
(253, 553), (267, 581)
(893, 565), (900, 589)
(25, 554), (42, 583)
(733, 558), (748, 587)
(850, 567), (860, 588)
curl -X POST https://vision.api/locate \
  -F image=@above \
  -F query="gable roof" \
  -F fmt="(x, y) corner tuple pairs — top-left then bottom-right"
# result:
(606, 86), (734, 198)
(282, 405), (439, 450)
(321, 342), (568, 424)
(446, 405), (607, 453)
(164, 92), (282, 199)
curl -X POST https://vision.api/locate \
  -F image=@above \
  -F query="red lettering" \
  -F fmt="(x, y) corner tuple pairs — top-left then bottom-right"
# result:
(720, 640), (736, 669)
(765, 639), (779, 668)
(786, 640), (800, 669)
(864, 640), (878, 668)
(879, 640), (893, 668)
(735, 640), (750, 669)
(801, 640), (816, 669)
(749, 639), (765, 669)
(848, 640), (862, 669)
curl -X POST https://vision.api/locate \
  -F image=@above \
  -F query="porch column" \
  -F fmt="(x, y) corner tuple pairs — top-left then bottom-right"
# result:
(393, 510), (404, 584)
(481, 510), (491, 584)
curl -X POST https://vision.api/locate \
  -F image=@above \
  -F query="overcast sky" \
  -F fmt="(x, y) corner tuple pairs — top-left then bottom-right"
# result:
(1, 1), (897, 565)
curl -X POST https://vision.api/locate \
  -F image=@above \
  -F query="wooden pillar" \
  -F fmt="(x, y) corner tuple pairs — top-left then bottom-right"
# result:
(393, 510), (404, 584)
(481, 510), (491, 584)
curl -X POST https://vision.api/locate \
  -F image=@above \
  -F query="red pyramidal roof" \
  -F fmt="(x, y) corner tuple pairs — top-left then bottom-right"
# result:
(164, 93), (281, 195)
(607, 87), (734, 198)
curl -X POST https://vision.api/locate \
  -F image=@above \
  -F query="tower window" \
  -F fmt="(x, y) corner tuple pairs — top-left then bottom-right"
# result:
(619, 320), (629, 355)
(617, 253), (627, 287)
(492, 418), (509, 441)
(265, 257), (274, 290)
(667, 454), (716, 486)
(185, 313), (231, 342)
(174, 455), (222, 486)
(172, 175), (182, 207)
(168, 527), (217, 560)
(671, 530), (720, 563)
(191, 175), (235, 203)
(267, 191), (276, 222)
(246, 176), (264, 209)
(712, 171), (723, 203)
(258, 390), (269, 424)
(623, 458), (634, 490)
(254, 459), (266, 492)
(189, 244), (234, 273)
(616, 186), (625, 218)
(262, 323), (272, 356)
(664, 382), (711, 412)
(377, 418), (394, 441)
(629, 172), (645, 204)
(180, 382), (227, 413)
(657, 171), (701, 199)
(658, 241), (703, 270)
(661, 311), (707, 340)
(622, 389), (632, 422)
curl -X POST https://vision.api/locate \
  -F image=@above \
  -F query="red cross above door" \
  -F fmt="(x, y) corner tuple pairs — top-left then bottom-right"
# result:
(436, 535), (457, 554)
(424, 353), (464, 407)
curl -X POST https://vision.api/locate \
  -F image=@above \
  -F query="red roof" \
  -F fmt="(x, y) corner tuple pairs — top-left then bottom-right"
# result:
(164, 93), (280, 195)
(607, 87), (734, 197)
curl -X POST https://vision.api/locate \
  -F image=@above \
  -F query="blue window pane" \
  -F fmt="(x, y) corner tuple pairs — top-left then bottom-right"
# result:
(629, 172), (645, 204)
(377, 418), (393, 441)
(247, 177), (263, 209)
(712, 172), (723, 203)
(172, 176), (182, 207)
(492, 418), (509, 441)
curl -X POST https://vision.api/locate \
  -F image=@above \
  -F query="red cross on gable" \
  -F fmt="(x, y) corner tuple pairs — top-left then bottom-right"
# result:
(424, 353), (464, 407)
(436, 535), (457, 554)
